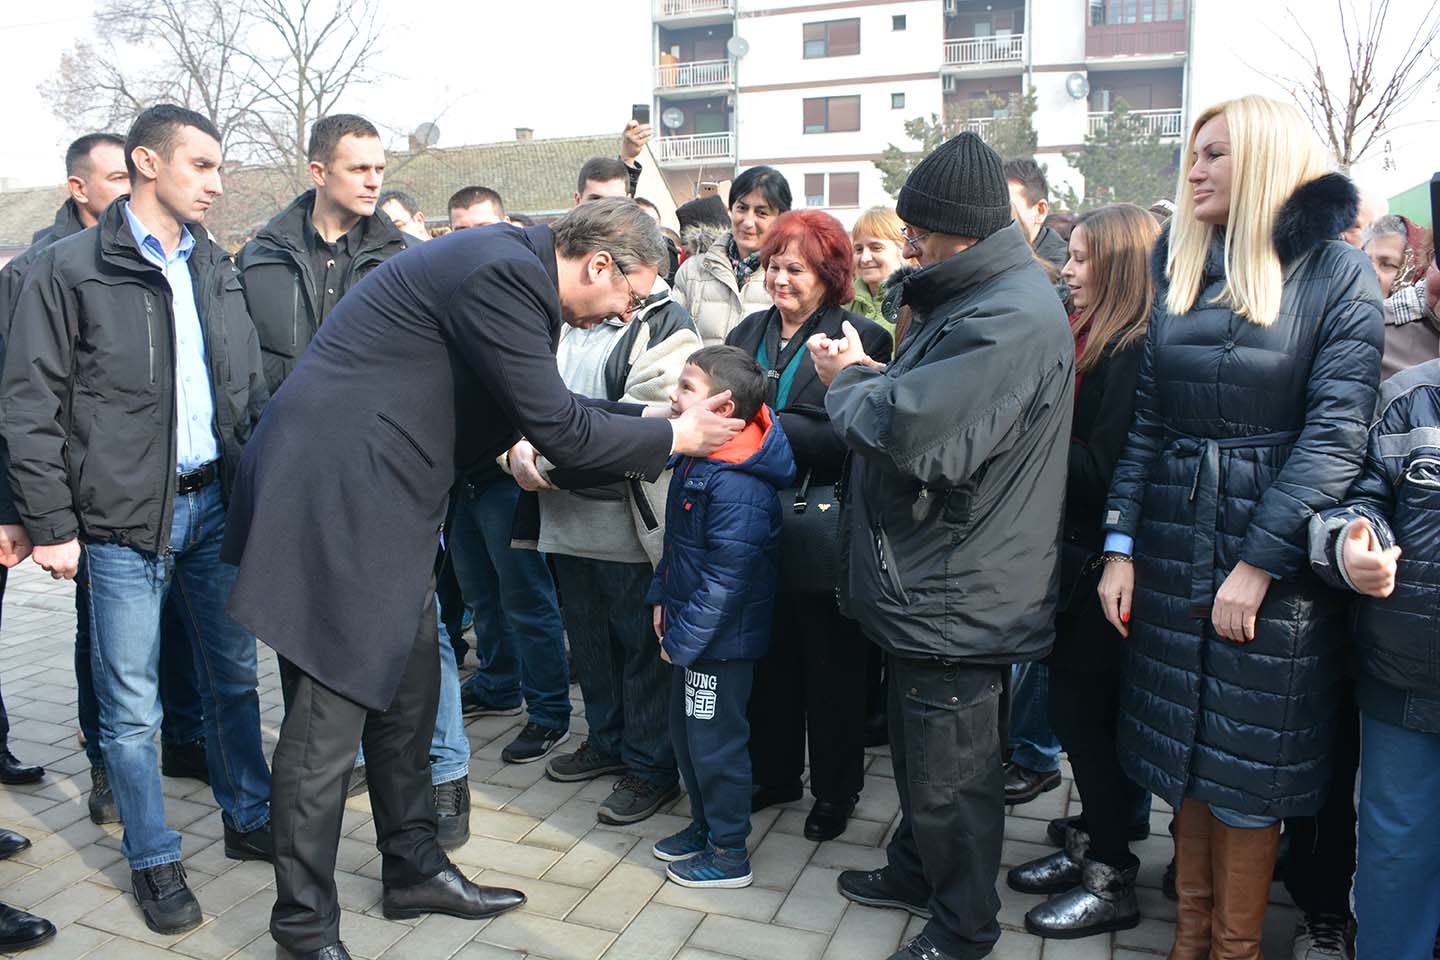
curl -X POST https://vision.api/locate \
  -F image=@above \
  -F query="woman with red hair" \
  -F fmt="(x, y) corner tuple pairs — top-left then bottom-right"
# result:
(725, 209), (892, 841)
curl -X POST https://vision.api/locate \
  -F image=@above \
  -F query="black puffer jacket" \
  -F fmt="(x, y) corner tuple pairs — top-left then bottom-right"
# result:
(1311, 359), (1440, 734)
(1, 199), (268, 551)
(236, 190), (409, 393)
(1103, 173), (1384, 817)
(826, 223), (1074, 662)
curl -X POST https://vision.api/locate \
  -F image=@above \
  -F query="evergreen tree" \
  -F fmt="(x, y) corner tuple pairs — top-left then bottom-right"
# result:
(1059, 101), (1178, 212)
(874, 90), (1039, 198)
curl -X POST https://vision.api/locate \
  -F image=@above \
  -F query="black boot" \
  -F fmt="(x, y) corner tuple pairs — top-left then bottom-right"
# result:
(87, 766), (120, 825)
(161, 738), (210, 784)
(0, 747), (43, 786)
(131, 862), (202, 934)
(0, 902), (56, 952)
(1023, 856), (1141, 940)
(223, 821), (274, 862)
(433, 776), (471, 850)
(804, 796), (857, 842)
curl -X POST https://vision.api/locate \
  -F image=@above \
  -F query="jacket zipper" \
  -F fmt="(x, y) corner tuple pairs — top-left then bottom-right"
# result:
(144, 294), (156, 383)
(875, 525), (908, 603)
(291, 275), (301, 347)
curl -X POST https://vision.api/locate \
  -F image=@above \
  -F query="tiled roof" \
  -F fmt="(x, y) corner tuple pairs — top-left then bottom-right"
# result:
(0, 131), (633, 250)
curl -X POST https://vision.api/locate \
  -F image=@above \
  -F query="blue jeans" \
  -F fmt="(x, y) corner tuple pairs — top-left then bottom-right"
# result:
(1008, 662), (1062, 774)
(84, 481), (271, 869)
(75, 555), (206, 768)
(1355, 712), (1440, 960)
(451, 475), (570, 731)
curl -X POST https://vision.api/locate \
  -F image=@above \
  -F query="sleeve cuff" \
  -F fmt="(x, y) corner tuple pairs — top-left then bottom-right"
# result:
(1103, 532), (1134, 556)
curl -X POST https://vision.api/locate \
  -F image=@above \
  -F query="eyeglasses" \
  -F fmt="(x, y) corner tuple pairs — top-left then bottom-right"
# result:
(901, 227), (932, 247)
(617, 264), (646, 314)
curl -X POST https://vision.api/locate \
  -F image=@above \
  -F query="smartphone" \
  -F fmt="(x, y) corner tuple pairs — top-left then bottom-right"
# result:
(1431, 172), (1439, 265)
(632, 103), (651, 126)
(699, 181), (719, 198)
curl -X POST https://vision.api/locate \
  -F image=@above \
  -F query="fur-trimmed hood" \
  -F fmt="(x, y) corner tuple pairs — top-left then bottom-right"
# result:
(1152, 172), (1359, 280)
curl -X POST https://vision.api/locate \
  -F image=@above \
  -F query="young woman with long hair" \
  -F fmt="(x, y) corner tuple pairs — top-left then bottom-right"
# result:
(1005, 203), (1160, 941)
(1097, 95), (1384, 958)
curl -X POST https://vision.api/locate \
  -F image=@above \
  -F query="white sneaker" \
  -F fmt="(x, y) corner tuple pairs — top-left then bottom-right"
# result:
(1292, 912), (1352, 960)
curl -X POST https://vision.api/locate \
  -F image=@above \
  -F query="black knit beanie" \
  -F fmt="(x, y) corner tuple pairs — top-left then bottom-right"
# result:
(896, 131), (1013, 240)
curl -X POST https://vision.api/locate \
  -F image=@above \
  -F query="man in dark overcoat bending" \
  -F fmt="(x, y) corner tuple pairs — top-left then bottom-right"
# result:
(221, 198), (742, 960)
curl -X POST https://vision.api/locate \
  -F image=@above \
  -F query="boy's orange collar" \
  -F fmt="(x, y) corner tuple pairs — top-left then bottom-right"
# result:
(707, 406), (772, 464)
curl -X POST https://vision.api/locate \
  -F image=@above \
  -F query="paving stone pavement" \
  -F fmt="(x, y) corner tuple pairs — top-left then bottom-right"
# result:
(0, 562), (1301, 959)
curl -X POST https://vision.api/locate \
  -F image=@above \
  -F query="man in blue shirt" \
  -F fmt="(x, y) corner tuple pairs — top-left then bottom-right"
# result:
(0, 105), (273, 937)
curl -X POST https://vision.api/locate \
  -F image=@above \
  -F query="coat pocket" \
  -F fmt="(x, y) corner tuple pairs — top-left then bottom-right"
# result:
(376, 413), (435, 469)
(873, 523), (909, 605)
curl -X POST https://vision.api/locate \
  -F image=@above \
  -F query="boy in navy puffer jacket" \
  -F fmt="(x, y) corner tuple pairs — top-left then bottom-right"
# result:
(1308, 357), (1440, 960)
(646, 346), (795, 888)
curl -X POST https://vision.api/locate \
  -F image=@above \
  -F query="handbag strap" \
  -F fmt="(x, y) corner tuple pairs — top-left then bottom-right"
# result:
(792, 467), (814, 514)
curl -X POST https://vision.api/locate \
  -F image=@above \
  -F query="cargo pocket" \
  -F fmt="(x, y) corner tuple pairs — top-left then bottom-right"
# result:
(900, 663), (1001, 787)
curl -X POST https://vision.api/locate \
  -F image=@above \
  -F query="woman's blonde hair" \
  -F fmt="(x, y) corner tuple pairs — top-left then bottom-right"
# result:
(1166, 95), (1330, 326)
(851, 206), (906, 244)
(1072, 204), (1160, 374)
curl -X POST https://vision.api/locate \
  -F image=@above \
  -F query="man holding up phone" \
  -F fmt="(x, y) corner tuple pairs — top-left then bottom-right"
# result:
(621, 110), (653, 197)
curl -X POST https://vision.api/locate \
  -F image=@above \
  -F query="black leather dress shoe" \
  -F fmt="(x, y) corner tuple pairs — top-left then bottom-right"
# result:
(0, 830), (31, 860)
(0, 748), (43, 786)
(161, 738), (210, 784)
(0, 902), (56, 952)
(750, 782), (803, 813)
(381, 864), (526, 921)
(1003, 762), (1062, 805)
(224, 822), (273, 862)
(433, 777), (471, 851)
(291, 944), (352, 960)
(804, 796), (858, 842)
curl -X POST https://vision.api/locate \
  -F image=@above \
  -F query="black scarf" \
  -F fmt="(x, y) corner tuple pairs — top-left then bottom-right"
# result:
(727, 235), (761, 288)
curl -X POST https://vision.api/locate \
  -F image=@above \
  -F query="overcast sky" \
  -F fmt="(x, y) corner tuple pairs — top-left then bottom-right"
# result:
(1, 1), (1435, 196)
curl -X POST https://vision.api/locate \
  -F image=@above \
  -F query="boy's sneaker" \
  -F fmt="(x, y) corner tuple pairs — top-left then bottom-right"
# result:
(460, 688), (523, 718)
(501, 723), (569, 764)
(546, 741), (627, 783)
(665, 843), (752, 888)
(653, 822), (710, 862)
(597, 774), (681, 825)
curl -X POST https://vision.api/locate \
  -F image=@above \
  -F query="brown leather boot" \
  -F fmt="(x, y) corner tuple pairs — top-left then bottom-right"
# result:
(1167, 801), (1214, 960)
(1210, 817), (1281, 960)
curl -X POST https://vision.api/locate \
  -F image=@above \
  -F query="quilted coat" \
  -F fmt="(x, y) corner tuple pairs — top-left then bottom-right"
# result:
(1310, 359), (1440, 734)
(670, 232), (774, 346)
(1103, 173), (1384, 817)
(646, 407), (796, 666)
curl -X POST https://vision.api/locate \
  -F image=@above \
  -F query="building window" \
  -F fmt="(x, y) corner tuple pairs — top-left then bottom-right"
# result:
(893, 14), (906, 30)
(891, 92), (906, 110)
(803, 95), (861, 133)
(1097, 0), (1184, 21)
(802, 18), (861, 58)
(803, 172), (861, 208)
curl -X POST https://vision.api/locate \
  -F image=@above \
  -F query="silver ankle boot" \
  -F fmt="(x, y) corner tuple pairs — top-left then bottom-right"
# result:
(1023, 856), (1141, 940)
(1007, 824), (1087, 894)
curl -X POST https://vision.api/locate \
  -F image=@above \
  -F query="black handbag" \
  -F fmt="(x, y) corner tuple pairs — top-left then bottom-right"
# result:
(777, 468), (842, 594)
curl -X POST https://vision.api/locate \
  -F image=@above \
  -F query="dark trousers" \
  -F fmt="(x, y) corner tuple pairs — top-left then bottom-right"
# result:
(886, 655), (1004, 960)
(672, 659), (755, 850)
(748, 596), (867, 800)
(75, 554), (204, 768)
(269, 593), (449, 954)
(0, 566), (9, 743)
(1049, 663), (1148, 866)
(1282, 682), (1359, 917)
(554, 555), (676, 786)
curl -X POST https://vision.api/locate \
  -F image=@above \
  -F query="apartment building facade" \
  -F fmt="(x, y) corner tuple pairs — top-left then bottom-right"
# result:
(649, 0), (1192, 224)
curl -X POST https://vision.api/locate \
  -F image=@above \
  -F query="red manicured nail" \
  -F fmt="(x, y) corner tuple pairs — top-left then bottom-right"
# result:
(1121, 611), (1131, 623)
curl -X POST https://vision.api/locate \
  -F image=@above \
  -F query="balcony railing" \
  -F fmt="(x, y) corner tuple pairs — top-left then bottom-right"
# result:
(653, 132), (735, 165)
(655, 58), (733, 90)
(1087, 108), (1184, 139)
(943, 33), (1025, 67)
(955, 116), (997, 137)
(653, 0), (735, 18)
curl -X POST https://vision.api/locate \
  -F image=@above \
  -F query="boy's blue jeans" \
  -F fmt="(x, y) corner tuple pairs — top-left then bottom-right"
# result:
(671, 659), (755, 850)
(1355, 711), (1440, 959)
(83, 481), (270, 869)
(1008, 661), (1062, 774)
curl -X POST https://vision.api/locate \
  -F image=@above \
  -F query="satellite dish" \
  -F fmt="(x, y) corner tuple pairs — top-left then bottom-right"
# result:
(662, 108), (685, 130)
(1064, 72), (1090, 101)
(726, 35), (750, 58)
(413, 122), (441, 147)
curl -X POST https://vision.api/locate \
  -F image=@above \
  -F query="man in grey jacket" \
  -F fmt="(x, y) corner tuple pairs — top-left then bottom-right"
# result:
(810, 132), (1074, 960)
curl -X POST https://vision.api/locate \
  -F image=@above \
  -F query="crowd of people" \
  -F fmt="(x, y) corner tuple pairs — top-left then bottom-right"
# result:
(0, 90), (1433, 960)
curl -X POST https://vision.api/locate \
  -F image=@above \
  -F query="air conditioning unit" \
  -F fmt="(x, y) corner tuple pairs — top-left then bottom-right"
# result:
(942, 74), (958, 92)
(944, 0), (960, 16)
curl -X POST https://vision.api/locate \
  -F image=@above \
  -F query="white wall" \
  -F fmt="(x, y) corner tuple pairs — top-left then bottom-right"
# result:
(734, 0), (942, 87)
(1028, 0), (1086, 64)
(767, 161), (895, 228)
(738, 80), (943, 167)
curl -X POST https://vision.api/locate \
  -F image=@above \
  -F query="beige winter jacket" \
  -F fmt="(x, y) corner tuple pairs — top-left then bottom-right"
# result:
(671, 232), (774, 346)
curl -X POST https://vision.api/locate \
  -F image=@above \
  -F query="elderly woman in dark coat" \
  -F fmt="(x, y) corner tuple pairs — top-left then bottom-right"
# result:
(726, 209), (891, 842)
(1096, 95), (1384, 959)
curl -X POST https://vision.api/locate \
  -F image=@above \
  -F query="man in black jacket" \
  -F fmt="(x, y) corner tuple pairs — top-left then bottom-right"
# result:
(1004, 157), (1068, 273)
(1, 105), (273, 936)
(237, 114), (409, 394)
(221, 198), (742, 960)
(813, 133), (1074, 960)
(0, 130), (212, 826)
